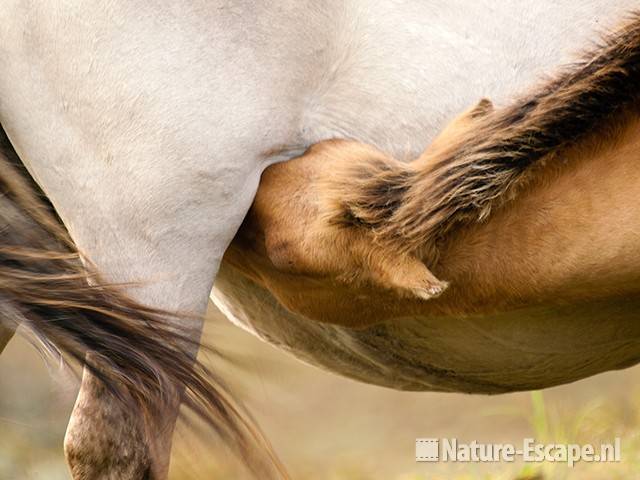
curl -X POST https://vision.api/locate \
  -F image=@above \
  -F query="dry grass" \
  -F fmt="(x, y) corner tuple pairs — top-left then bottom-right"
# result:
(1, 305), (639, 480)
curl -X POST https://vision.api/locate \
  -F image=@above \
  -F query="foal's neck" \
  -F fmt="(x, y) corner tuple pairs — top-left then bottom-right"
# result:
(434, 114), (640, 314)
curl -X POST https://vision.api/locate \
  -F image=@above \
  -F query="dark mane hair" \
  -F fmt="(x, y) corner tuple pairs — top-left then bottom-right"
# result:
(0, 127), (286, 478)
(329, 11), (640, 253)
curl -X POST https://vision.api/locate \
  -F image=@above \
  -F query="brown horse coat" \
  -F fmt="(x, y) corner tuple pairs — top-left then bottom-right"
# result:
(215, 13), (640, 392)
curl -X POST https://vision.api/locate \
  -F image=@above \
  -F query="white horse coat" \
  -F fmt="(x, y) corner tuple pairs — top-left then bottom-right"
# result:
(1, 2), (639, 476)
(1, 0), (638, 380)
(1, 2), (636, 319)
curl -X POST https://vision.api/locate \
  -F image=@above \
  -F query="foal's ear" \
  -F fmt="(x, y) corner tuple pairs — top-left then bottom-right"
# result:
(468, 97), (494, 118)
(419, 98), (494, 161)
(436, 97), (494, 140)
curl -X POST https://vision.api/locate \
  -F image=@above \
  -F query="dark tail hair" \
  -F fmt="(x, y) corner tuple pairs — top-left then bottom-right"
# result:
(0, 127), (287, 478)
(326, 11), (640, 253)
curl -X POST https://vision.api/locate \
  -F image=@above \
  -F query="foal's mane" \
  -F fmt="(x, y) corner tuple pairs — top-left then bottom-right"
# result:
(332, 11), (640, 253)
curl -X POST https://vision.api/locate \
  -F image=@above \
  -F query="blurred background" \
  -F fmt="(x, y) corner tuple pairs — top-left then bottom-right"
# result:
(1, 304), (639, 480)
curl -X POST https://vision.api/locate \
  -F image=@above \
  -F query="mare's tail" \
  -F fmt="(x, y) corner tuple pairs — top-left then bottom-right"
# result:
(0, 126), (286, 478)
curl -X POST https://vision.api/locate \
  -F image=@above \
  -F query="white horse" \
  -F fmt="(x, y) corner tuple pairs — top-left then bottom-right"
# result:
(0, 1), (638, 479)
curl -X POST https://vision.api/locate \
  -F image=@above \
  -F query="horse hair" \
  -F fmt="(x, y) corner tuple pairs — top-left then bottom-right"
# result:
(0, 127), (286, 478)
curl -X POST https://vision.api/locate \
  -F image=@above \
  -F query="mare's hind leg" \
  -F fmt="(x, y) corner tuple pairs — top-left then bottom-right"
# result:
(65, 329), (203, 480)
(64, 313), (204, 480)
(64, 368), (153, 479)
(61, 227), (213, 479)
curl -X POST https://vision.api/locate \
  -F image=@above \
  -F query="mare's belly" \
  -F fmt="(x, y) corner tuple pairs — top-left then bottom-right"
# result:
(212, 263), (640, 393)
